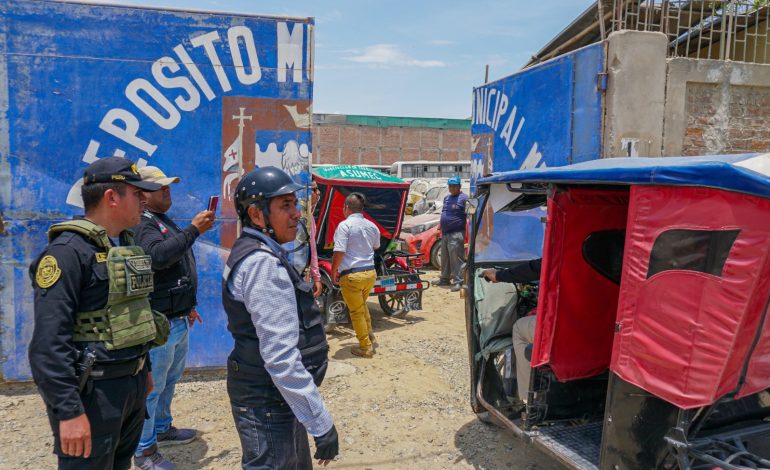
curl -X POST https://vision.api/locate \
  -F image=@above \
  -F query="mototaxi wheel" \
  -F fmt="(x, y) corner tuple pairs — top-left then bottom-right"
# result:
(378, 290), (419, 317)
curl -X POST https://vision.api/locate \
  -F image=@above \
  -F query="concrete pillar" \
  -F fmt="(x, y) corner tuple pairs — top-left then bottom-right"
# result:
(603, 31), (668, 158)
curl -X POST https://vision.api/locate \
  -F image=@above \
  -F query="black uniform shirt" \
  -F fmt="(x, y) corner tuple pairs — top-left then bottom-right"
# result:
(28, 230), (149, 421)
(132, 211), (199, 315)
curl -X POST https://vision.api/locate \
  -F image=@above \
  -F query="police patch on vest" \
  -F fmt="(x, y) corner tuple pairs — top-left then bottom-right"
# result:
(125, 255), (154, 295)
(130, 273), (154, 292)
(95, 252), (108, 263)
(36, 255), (62, 288)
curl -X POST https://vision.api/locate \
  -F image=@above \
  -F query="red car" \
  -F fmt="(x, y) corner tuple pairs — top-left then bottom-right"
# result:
(398, 213), (468, 270)
(398, 213), (442, 269)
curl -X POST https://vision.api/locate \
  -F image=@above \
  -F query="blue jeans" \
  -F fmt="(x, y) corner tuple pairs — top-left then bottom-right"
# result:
(231, 403), (312, 469)
(135, 317), (189, 455)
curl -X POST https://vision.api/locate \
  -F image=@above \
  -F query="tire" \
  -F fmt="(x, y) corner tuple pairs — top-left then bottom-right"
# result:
(378, 293), (405, 316)
(319, 276), (348, 332)
(378, 290), (419, 316)
(430, 241), (442, 270)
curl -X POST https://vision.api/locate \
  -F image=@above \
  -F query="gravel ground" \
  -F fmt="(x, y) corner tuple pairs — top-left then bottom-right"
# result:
(0, 271), (559, 469)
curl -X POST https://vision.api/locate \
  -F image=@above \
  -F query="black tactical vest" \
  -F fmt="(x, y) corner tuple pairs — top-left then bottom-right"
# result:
(222, 230), (328, 407)
(140, 211), (197, 317)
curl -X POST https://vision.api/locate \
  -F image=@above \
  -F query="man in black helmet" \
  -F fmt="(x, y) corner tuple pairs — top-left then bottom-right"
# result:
(222, 166), (339, 469)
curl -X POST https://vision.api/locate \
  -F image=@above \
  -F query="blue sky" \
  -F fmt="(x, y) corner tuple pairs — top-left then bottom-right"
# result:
(108, 0), (593, 119)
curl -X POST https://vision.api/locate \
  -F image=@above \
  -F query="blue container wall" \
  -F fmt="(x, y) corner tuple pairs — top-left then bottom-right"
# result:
(469, 42), (605, 260)
(0, 0), (314, 380)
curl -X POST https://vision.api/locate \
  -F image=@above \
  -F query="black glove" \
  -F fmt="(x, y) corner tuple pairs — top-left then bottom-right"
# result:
(313, 424), (339, 461)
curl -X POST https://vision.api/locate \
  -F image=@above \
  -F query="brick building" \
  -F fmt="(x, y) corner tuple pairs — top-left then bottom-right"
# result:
(312, 113), (471, 166)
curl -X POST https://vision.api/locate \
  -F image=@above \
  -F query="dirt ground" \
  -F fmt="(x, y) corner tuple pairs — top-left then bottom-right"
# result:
(0, 270), (558, 469)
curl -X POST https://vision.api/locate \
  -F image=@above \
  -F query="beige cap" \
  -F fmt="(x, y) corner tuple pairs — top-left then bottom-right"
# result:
(138, 166), (181, 186)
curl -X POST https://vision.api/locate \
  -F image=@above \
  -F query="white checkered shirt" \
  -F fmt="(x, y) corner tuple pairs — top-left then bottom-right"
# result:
(226, 236), (333, 437)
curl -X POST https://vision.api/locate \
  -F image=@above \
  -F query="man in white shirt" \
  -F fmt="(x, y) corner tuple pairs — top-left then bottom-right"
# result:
(331, 193), (381, 358)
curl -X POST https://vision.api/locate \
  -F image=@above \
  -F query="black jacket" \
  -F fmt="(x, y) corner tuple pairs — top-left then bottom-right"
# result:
(132, 210), (199, 317)
(28, 230), (150, 421)
(496, 258), (542, 284)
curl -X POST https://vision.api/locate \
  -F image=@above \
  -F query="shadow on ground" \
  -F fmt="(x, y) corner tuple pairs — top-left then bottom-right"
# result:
(325, 299), (426, 338)
(162, 436), (233, 469)
(454, 417), (558, 469)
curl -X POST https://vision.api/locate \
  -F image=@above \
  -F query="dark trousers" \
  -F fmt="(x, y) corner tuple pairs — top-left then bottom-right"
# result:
(47, 369), (148, 470)
(440, 230), (466, 285)
(231, 402), (312, 470)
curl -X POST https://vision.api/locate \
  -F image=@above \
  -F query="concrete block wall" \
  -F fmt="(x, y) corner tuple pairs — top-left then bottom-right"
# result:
(311, 114), (471, 166)
(664, 59), (770, 156)
(604, 31), (770, 158)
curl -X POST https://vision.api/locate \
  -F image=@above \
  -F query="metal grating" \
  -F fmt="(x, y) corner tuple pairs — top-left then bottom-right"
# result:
(534, 421), (604, 469)
(610, 1), (770, 63)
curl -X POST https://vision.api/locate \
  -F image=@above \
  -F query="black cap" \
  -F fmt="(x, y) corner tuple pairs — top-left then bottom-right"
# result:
(83, 157), (162, 191)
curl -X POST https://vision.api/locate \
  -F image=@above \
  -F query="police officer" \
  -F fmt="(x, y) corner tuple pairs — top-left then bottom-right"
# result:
(29, 157), (165, 470)
(223, 166), (339, 469)
(132, 166), (214, 470)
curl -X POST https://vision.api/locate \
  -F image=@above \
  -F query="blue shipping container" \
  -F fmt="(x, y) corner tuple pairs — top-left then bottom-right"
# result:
(470, 42), (605, 260)
(0, 0), (314, 381)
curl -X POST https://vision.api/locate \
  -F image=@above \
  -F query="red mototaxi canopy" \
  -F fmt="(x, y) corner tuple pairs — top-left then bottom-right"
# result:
(531, 184), (770, 409)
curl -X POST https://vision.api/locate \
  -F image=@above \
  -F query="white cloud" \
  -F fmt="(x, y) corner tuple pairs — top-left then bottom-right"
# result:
(344, 44), (446, 68)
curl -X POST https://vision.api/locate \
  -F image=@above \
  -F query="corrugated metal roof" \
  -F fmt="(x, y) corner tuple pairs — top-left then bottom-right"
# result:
(526, 1), (605, 67)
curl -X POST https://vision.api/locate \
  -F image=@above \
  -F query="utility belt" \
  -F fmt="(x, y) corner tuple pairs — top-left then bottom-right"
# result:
(76, 351), (147, 393)
(90, 355), (147, 381)
(339, 265), (375, 277)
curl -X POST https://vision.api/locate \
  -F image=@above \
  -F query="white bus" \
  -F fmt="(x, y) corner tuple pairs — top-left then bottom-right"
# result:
(390, 160), (471, 179)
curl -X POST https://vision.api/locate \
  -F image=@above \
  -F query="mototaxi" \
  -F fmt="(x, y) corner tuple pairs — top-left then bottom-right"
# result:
(465, 154), (770, 469)
(310, 165), (429, 331)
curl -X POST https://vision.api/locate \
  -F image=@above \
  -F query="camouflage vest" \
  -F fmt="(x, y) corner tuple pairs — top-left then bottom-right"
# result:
(47, 219), (169, 350)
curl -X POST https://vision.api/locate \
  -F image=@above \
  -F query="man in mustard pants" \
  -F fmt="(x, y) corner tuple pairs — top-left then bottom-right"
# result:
(331, 193), (380, 358)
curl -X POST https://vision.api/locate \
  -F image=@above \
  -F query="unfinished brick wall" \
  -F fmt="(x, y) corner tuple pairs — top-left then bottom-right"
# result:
(683, 83), (770, 155)
(311, 123), (471, 165)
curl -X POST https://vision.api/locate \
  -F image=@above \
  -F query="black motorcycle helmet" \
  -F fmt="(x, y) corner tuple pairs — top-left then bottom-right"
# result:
(235, 166), (303, 235)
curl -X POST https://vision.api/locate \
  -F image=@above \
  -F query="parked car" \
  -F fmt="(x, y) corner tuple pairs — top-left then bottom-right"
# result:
(405, 178), (432, 215)
(399, 212), (469, 270)
(398, 213), (442, 269)
(412, 181), (470, 216)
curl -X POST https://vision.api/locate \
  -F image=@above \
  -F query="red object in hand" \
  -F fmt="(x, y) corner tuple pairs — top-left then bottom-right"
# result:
(207, 195), (219, 212)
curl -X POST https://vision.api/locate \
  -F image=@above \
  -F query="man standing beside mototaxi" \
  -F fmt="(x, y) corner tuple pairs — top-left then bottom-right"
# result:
(222, 166), (339, 469)
(132, 166), (215, 470)
(433, 176), (468, 292)
(28, 157), (165, 469)
(331, 193), (381, 359)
